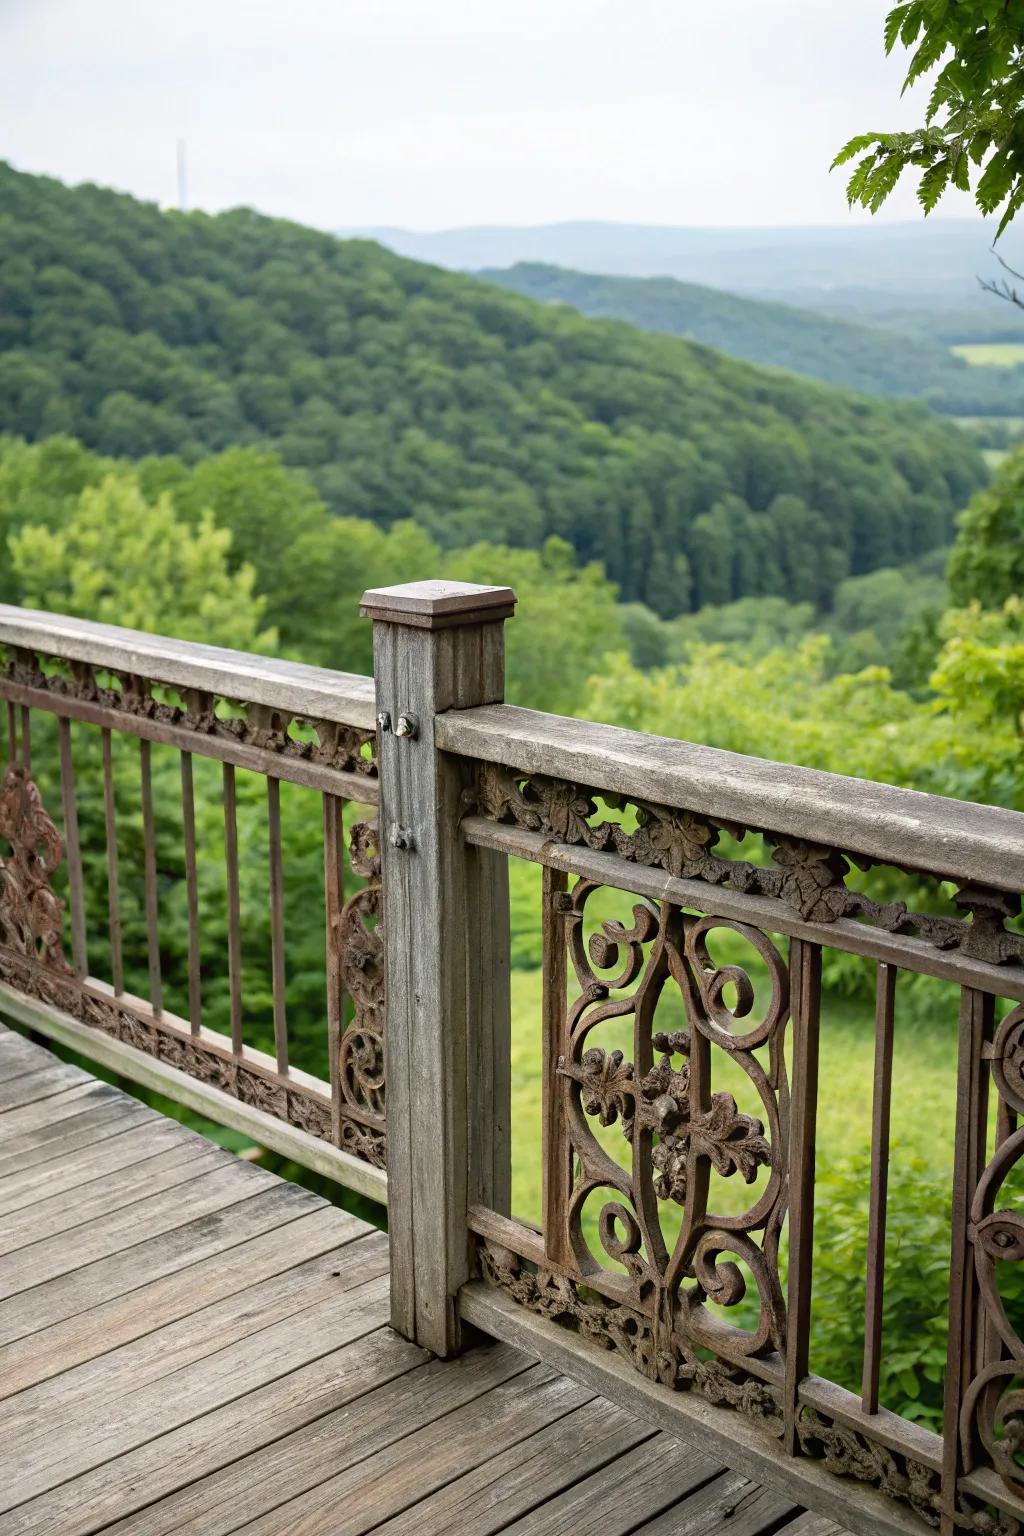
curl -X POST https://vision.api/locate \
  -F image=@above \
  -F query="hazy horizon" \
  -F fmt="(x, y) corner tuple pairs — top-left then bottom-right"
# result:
(3, 0), (986, 232)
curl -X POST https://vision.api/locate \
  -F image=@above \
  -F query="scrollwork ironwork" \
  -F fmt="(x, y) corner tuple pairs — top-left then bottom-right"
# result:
(0, 763), (379, 1163)
(554, 879), (789, 1364)
(2, 648), (377, 777)
(336, 816), (386, 1169)
(471, 761), (1024, 967)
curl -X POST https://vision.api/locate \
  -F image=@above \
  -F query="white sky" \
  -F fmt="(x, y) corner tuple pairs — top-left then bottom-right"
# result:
(1, 0), (981, 230)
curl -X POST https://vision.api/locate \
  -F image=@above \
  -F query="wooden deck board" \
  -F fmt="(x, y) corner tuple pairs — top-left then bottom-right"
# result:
(0, 1023), (847, 1536)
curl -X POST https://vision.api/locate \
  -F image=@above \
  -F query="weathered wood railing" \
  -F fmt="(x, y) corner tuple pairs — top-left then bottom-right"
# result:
(0, 604), (387, 1202)
(362, 583), (1024, 1536)
(4, 581), (1024, 1536)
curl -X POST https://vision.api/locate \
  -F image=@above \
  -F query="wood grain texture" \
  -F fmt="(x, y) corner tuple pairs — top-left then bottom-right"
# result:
(31, 1328), (428, 1536)
(632, 1468), (799, 1535)
(436, 702), (1024, 892)
(368, 1397), (649, 1536)
(0, 1269), (392, 1515)
(206, 1357), (569, 1536)
(373, 605), (510, 1354)
(1, 1233), (390, 1480)
(0, 1060), (92, 1112)
(0, 603), (377, 729)
(0, 1178), (324, 1347)
(0, 1152), (275, 1302)
(0, 1135), (232, 1256)
(0, 1094), (160, 1179)
(0, 1204), (364, 1400)
(0, 1114), (199, 1218)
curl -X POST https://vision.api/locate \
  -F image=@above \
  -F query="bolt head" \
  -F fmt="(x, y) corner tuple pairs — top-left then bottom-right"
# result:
(394, 714), (418, 739)
(376, 710), (392, 733)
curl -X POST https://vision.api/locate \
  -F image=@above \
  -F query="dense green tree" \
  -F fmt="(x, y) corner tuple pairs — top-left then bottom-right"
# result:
(10, 472), (274, 649)
(483, 262), (1024, 416)
(836, 4), (1024, 234)
(948, 443), (1024, 606)
(0, 161), (988, 615)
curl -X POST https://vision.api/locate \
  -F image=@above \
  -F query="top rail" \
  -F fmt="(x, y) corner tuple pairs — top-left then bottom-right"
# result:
(0, 605), (377, 730)
(435, 702), (1024, 893)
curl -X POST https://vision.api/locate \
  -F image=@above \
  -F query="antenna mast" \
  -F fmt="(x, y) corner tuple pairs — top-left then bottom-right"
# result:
(176, 139), (188, 212)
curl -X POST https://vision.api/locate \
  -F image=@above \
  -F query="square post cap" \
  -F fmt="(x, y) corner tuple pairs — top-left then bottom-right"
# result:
(359, 580), (516, 630)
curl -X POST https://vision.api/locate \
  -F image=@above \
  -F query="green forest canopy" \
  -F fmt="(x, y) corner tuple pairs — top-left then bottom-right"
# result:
(0, 161), (988, 616)
(481, 261), (1024, 416)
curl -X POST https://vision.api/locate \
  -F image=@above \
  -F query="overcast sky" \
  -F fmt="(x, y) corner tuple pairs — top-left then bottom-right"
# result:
(2, 0), (981, 231)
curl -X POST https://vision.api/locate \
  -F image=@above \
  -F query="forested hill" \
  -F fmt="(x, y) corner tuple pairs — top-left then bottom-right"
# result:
(0, 162), (987, 616)
(480, 263), (1024, 416)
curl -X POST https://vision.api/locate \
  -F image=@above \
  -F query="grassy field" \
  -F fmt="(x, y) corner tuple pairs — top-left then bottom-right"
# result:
(951, 342), (1024, 367)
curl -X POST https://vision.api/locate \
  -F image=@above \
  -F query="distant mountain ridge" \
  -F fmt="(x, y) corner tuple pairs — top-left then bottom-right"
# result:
(0, 162), (987, 617)
(479, 263), (1024, 415)
(340, 217), (1024, 318)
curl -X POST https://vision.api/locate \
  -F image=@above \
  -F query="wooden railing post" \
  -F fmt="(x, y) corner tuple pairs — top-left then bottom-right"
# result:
(361, 579), (516, 1356)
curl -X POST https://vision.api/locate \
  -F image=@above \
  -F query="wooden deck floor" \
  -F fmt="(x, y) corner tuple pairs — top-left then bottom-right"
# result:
(0, 1023), (844, 1536)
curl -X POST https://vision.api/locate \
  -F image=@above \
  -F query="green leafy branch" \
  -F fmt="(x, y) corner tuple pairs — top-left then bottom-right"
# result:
(833, 3), (1024, 236)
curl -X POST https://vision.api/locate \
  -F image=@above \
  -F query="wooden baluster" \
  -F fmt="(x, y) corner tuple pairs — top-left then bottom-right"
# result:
(940, 987), (994, 1535)
(139, 737), (162, 1018)
(323, 791), (345, 1146)
(223, 762), (243, 1054)
(58, 716), (88, 979)
(101, 728), (124, 995)
(267, 775), (288, 1074)
(784, 936), (822, 1457)
(542, 865), (572, 1270)
(862, 961), (897, 1415)
(363, 578), (514, 1356)
(180, 750), (202, 1034)
(19, 706), (30, 771)
(7, 701), (17, 766)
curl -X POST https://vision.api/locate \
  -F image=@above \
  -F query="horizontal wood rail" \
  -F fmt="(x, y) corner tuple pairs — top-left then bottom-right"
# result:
(0, 605), (377, 730)
(436, 702), (1024, 892)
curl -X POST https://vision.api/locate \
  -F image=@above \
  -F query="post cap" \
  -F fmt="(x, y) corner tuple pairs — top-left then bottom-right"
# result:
(359, 580), (516, 630)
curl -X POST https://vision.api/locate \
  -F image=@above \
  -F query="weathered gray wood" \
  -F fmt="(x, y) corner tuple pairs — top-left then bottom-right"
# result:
(0, 1094), (160, 1179)
(0, 988), (388, 1205)
(491, 1432), (725, 1535)
(0, 1115), (198, 1218)
(436, 703), (1024, 893)
(778, 1516), (851, 1536)
(0, 1270), (393, 1520)
(459, 1282), (927, 1536)
(368, 581), (512, 1355)
(369, 1397), (649, 1536)
(0, 1061), (91, 1113)
(0, 604), (377, 729)
(32, 1329), (428, 1536)
(361, 579), (516, 628)
(150, 1354), (559, 1536)
(0, 1136), (231, 1257)
(0, 1230), (386, 1455)
(0, 1080), (114, 1140)
(632, 1468), (799, 1535)
(0, 1204), (357, 1398)
(0, 1153), (274, 1302)
(0, 1179), (322, 1347)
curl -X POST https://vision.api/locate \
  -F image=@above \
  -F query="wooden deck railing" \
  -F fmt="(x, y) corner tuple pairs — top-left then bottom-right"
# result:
(4, 581), (1024, 1536)
(0, 604), (386, 1202)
